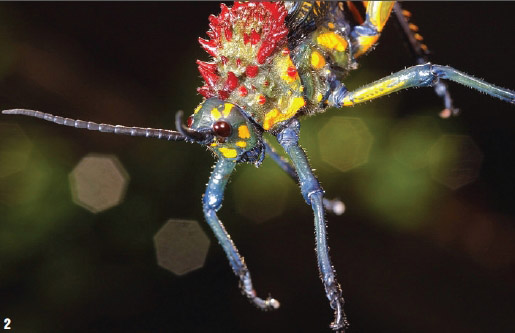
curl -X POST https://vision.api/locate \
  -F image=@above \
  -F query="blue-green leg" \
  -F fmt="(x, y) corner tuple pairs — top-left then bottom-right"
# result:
(264, 141), (345, 216)
(276, 119), (348, 331)
(203, 158), (279, 310)
(329, 63), (515, 107)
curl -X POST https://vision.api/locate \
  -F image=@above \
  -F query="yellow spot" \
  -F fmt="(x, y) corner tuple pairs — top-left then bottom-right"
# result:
(236, 141), (247, 148)
(263, 109), (280, 131)
(218, 147), (237, 158)
(316, 93), (323, 102)
(414, 33), (424, 41)
(279, 56), (299, 84)
(310, 51), (326, 69)
(194, 104), (202, 114)
(210, 143), (218, 147)
(263, 97), (305, 131)
(222, 103), (233, 117)
(354, 35), (379, 57)
(211, 107), (221, 120)
(328, 22), (335, 29)
(285, 97), (306, 115)
(238, 125), (251, 139)
(408, 23), (419, 32)
(317, 32), (348, 52)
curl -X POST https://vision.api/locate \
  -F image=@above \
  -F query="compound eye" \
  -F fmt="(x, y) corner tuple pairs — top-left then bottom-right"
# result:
(212, 120), (232, 137)
(187, 115), (194, 128)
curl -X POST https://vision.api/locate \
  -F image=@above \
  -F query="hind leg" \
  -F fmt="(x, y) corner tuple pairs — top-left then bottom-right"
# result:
(328, 63), (515, 107)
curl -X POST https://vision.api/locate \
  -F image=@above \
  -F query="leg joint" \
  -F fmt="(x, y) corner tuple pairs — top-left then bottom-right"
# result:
(276, 119), (300, 148)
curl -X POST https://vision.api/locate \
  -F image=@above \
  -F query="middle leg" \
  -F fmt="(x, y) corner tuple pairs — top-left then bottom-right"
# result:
(264, 140), (345, 216)
(276, 119), (348, 331)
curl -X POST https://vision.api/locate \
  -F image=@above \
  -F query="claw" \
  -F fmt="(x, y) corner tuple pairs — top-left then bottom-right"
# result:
(239, 270), (280, 311)
(329, 297), (349, 331)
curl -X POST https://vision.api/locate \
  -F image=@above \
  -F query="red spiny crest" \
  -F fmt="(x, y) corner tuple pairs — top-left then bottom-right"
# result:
(197, 2), (289, 100)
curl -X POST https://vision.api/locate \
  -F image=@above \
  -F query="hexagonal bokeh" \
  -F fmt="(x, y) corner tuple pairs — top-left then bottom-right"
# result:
(318, 116), (373, 172)
(428, 135), (483, 190)
(390, 116), (442, 169)
(154, 219), (210, 276)
(0, 122), (33, 178)
(69, 153), (129, 213)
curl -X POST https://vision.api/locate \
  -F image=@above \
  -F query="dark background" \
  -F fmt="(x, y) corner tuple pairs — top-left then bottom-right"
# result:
(0, 2), (514, 332)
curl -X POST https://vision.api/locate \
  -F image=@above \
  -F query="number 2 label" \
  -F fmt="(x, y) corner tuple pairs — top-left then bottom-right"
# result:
(3, 318), (11, 330)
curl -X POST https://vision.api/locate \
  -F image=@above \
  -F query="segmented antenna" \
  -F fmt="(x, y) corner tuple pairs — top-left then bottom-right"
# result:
(2, 109), (186, 141)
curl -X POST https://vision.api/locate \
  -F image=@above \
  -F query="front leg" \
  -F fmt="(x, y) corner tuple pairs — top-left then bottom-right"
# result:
(203, 158), (279, 310)
(276, 119), (349, 331)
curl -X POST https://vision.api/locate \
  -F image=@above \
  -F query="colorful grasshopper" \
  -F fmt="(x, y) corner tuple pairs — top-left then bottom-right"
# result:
(4, 2), (515, 331)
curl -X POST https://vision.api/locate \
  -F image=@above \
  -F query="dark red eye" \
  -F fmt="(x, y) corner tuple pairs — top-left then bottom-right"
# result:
(212, 120), (232, 137)
(187, 115), (194, 128)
